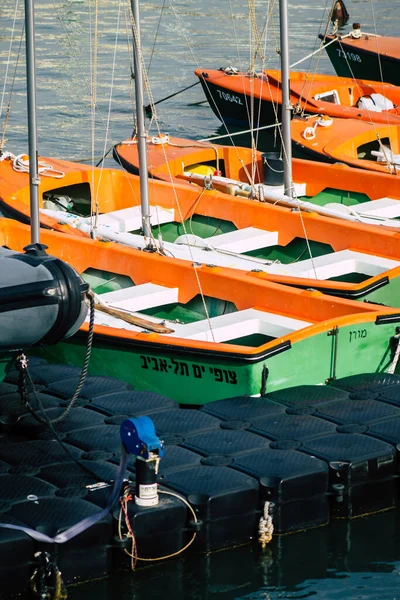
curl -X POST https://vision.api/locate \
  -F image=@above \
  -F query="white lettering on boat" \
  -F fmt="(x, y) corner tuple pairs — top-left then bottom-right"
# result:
(216, 89), (243, 105)
(335, 48), (362, 62)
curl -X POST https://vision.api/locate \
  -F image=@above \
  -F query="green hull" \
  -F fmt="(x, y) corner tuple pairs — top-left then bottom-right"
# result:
(36, 317), (400, 404)
(323, 40), (400, 86)
(290, 270), (400, 307)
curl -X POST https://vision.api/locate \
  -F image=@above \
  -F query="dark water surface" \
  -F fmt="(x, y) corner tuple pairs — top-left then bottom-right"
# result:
(1, 0), (400, 598)
(66, 510), (400, 600)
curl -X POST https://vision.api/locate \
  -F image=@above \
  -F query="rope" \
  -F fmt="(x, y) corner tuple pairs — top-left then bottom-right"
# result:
(91, 0), (123, 242)
(147, 0), (167, 74)
(200, 121), (281, 142)
(141, 0), (317, 279)
(96, 1), (122, 172)
(330, 38), (396, 148)
(51, 0), (114, 144)
(145, 81), (201, 114)
(258, 501), (274, 548)
(290, 35), (343, 68)
(11, 154), (65, 178)
(13, 294), (112, 488)
(30, 552), (67, 600)
(368, 1), (384, 84)
(128, 8), (217, 343)
(243, 15), (320, 283)
(118, 486), (198, 569)
(16, 290), (95, 426)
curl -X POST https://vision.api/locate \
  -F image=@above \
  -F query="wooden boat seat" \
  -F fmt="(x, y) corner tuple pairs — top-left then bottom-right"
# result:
(96, 205), (175, 233)
(292, 249), (399, 280)
(202, 227), (279, 252)
(98, 283), (179, 311)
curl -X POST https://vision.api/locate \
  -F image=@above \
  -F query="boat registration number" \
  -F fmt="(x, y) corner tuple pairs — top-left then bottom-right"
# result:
(140, 354), (238, 384)
(335, 49), (362, 62)
(216, 89), (243, 105)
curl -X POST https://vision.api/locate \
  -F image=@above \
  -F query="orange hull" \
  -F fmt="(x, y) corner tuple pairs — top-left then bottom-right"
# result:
(194, 68), (400, 127)
(0, 217), (396, 354)
(291, 116), (400, 174)
(3, 148), (400, 303)
(114, 135), (400, 197)
(2, 147), (400, 258)
(3, 217), (400, 402)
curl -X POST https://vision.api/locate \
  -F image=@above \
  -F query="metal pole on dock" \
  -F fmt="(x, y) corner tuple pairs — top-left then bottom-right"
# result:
(130, 0), (153, 243)
(24, 0), (40, 244)
(279, 0), (294, 197)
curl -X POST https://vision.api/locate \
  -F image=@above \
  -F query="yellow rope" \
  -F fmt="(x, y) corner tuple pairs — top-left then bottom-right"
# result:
(118, 489), (198, 568)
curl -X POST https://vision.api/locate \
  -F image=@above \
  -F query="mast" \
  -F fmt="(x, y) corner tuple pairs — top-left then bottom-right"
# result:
(24, 0), (40, 243)
(130, 0), (153, 243)
(278, 0), (293, 197)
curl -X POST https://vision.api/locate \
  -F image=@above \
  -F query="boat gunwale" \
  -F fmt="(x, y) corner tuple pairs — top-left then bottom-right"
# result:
(323, 34), (400, 61)
(79, 309), (400, 361)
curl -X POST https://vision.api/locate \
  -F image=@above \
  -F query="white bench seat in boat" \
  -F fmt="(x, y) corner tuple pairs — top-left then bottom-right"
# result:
(95, 205), (175, 233)
(92, 300), (311, 343)
(350, 198), (400, 219)
(203, 227), (279, 252)
(177, 308), (311, 342)
(99, 283), (179, 312)
(292, 249), (400, 280)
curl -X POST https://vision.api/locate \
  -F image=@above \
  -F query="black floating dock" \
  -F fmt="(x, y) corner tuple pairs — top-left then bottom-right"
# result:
(1, 359), (400, 598)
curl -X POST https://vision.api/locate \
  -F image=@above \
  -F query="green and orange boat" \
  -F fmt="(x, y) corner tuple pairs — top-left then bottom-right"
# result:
(2, 218), (400, 404)
(3, 149), (400, 310)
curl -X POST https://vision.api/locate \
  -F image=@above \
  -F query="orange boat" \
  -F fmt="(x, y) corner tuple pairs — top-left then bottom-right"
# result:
(4, 147), (400, 308)
(114, 133), (400, 224)
(291, 115), (400, 174)
(320, 24), (400, 86)
(2, 217), (400, 404)
(194, 67), (400, 127)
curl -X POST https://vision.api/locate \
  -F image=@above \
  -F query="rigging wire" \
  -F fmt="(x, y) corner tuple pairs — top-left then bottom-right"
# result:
(128, 4), (218, 342)
(367, 0), (393, 130)
(138, 0), (318, 276)
(94, 0), (123, 241)
(123, 0), (136, 126)
(147, 0), (167, 73)
(316, 2), (396, 172)
(0, 23), (24, 152)
(295, 0), (335, 113)
(0, 0), (19, 122)
(89, 0), (100, 237)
